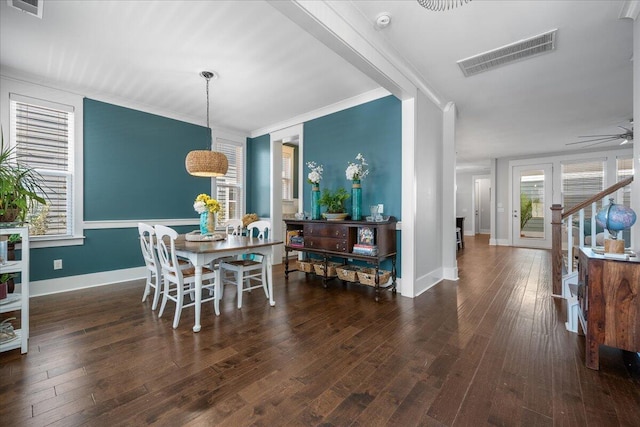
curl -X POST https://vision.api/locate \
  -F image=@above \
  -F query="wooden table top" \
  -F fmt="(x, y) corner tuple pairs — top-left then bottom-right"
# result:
(174, 234), (282, 254)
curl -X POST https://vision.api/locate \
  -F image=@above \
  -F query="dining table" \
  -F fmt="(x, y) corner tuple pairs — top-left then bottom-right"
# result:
(173, 234), (283, 332)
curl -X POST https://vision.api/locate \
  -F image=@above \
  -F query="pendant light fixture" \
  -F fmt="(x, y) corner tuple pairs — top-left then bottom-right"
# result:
(185, 71), (229, 177)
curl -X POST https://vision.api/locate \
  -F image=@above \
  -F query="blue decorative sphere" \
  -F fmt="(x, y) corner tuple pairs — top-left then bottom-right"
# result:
(596, 199), (637, 233)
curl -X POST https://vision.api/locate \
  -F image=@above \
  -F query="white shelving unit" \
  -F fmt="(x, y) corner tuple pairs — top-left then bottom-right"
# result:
(0, 226), (29, 354)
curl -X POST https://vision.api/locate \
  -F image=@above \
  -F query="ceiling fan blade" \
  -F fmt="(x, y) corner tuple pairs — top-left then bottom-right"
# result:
(566, 136), (620, 145)
(576, 134), (620, 138)
(581, 139), (621, 148)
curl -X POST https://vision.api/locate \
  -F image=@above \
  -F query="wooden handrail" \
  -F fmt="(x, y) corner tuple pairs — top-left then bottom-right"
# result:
(562, 176), (633, 219)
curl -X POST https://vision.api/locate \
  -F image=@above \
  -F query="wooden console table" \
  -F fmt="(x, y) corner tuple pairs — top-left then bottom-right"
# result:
(577, 247), (640, 370)
(283, 217), (397, 301)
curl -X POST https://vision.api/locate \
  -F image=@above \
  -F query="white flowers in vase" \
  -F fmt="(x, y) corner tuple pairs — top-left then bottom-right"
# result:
(307, 161), (323, 186)
(345, 153), (369, 181)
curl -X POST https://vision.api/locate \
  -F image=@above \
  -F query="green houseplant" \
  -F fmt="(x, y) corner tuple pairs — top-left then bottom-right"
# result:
(318, 187), (350, 214)
(0, 130), (46, 223)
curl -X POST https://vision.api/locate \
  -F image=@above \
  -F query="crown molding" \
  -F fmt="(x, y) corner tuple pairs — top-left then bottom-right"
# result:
(249, 87), (390, 138)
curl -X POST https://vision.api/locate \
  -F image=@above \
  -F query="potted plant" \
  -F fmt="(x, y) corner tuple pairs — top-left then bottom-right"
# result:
(0, 273), (15, 299)
(0, 130), (46, 224)
(319, 187), (350, 220)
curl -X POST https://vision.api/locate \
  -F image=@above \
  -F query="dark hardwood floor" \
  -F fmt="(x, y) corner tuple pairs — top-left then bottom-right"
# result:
(1, 235), (639, 426)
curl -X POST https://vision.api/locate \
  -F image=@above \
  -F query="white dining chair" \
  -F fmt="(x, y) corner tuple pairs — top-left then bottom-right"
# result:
(138, 222), (193, 310)
(155, 224), (218, 328)
(219, 220), (270, 309)
(223, 218), (244, 236)
(138, 223), (164, 310)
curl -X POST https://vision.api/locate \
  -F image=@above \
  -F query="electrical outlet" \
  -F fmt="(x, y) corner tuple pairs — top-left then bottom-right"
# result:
(378, 204), (384, 213)
(53, 259), (62, 270)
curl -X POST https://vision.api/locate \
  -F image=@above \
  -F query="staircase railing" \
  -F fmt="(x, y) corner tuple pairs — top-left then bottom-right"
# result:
(551, 176), (633, 296)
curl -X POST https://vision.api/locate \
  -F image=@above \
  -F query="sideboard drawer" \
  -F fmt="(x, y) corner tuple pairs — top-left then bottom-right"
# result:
(305, 237), (348, 252)
(304, 224), (348, 238)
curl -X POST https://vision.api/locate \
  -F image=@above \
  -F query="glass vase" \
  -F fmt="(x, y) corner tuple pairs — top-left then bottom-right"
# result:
(351, 179), (362, 220)
(311, 186), (321, 220)
(207, 211), (216, 233)
(200, 212), (209, 235)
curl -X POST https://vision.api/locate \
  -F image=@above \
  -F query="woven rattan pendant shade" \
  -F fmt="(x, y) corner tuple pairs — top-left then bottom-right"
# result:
(185, 71), (228, 177)
(185, 150), (228, 177)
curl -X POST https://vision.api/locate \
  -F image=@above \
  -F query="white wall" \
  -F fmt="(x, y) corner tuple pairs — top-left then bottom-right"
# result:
(414, 90), (444, 293)
(456, 171), (474, 235)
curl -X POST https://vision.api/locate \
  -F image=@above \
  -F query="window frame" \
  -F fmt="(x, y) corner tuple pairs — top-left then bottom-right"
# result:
(213, 136), (245, 222)
(1, 76), (84, 248)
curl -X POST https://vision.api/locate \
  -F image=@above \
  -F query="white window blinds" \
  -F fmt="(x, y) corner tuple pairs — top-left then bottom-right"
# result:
(10, 95), (74, 236)
(215, 139), (243, 222)
(561, 159), (605, 216)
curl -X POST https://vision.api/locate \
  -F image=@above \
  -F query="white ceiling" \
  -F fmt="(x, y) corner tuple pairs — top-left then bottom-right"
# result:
(0, 0), (634, 172)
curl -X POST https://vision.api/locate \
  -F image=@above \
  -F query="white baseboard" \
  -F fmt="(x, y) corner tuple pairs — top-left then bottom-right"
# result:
(28, 267), (146, 297)
(413, 268), (444, 297)
(489, 238), (510, 246)
(442, 266), (459, 281)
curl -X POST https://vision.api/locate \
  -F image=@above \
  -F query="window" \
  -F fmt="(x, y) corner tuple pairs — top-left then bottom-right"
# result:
(282, 145), (294, 200)
(215, 138), (244, 222)
(561, 159), (605, 217)
(617, 156), (633, 207)
(10, 95), (74, 237)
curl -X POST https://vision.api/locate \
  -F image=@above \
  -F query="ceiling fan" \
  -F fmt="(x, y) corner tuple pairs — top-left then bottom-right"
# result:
(566, 121), (634, 148)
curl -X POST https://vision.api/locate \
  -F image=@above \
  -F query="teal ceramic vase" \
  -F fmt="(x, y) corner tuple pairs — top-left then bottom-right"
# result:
(311, 186), (321, 220)
(351, 180), (361, 220)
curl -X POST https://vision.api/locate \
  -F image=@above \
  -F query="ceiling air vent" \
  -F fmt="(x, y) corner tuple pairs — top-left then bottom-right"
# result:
(7, 0), (43, 19)
(457, 29), (557, 77)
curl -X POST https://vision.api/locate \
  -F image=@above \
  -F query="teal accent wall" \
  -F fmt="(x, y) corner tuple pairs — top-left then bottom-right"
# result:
(84, 99), (210, 220)
(303, 95), (402, 220)
(246, 95), (402, 275)
(31, 99), (209, 281)
(246, 134), (270, 216)
(304, 95), (402, 274)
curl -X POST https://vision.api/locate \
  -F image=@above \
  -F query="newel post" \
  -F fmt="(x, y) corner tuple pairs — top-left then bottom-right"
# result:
(551, 204), (563, 296)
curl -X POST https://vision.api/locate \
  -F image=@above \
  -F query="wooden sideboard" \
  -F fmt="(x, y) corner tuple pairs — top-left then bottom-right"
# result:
(283, 218), (397, 301)
(577, 247), (640, 370)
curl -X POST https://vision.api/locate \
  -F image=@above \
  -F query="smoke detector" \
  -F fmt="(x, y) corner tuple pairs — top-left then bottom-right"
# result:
(375, 14), (391, 29)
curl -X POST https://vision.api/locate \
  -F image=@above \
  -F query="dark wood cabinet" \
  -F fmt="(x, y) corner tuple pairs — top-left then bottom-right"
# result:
(283, 218), (397, 301)
(577, 247), (640, 370)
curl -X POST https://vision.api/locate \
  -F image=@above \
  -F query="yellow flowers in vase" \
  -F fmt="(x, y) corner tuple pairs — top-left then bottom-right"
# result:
(194, 194), (221, 234)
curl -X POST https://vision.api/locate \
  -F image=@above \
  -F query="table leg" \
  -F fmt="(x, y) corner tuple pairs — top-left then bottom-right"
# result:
(284, 249), (289, 279)
(214, 266), (221, 316)
(266, 250), (275, 306)
(193, 265), (202, 333)
(374, 265), (380, 302)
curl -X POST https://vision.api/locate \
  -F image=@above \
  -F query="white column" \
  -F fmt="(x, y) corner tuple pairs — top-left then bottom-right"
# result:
(442, 103), (458, 280)
(632, 9), (640, 250)
(401, 98), (416, 297)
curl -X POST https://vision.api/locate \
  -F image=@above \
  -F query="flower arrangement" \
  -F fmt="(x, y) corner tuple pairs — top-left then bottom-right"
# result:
(193, 193), (221, 214)
(307, 161), (323, 186)
(345, 153), (369, 181)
